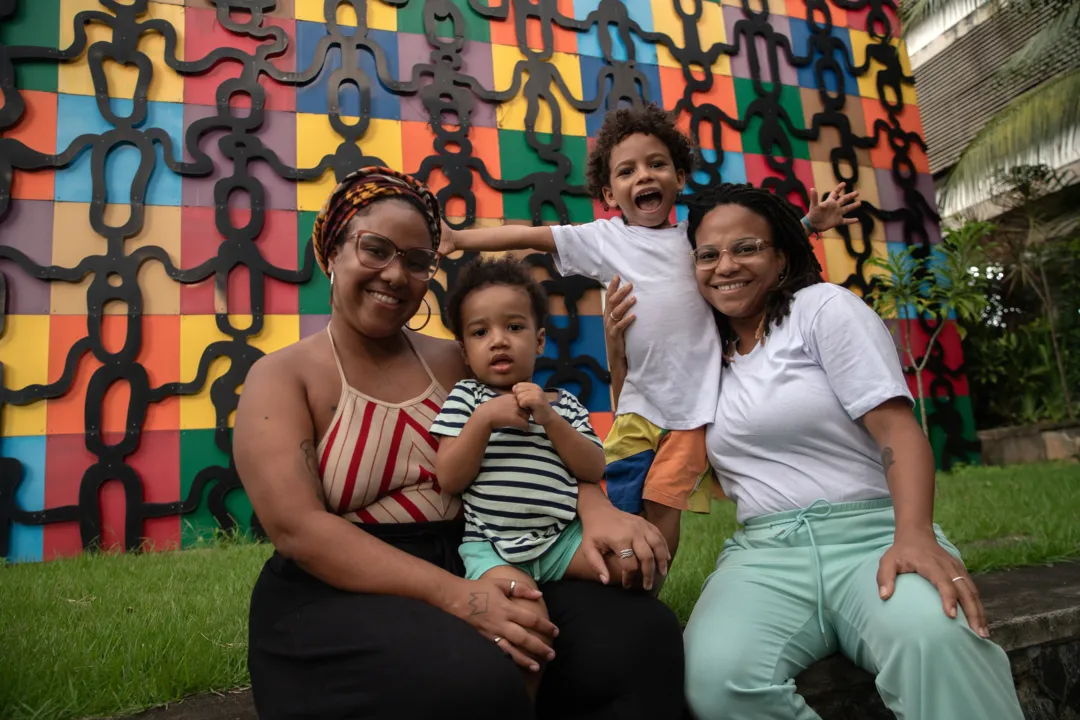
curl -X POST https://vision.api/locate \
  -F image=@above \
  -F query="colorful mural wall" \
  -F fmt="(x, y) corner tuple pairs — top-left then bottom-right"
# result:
(0, 0), (974, 563)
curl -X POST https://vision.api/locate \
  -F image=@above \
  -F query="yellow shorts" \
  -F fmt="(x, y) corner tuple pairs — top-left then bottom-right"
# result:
(602, 413), (723, 515)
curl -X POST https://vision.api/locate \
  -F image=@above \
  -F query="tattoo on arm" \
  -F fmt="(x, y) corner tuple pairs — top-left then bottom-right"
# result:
(468, 592), (489, 616)
(881, 447), (896, 476)
(300, 439), (328, 507)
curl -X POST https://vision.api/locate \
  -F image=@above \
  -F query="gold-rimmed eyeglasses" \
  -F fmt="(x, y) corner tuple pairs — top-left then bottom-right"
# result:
(691, 237), (772, 269)
(345, 230), (440, 282)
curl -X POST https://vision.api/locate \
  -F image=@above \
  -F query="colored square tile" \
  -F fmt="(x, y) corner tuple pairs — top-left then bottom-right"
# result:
(498, 129), (593, 223)
(810, 160), (884, 243)
(891, 321), (969, 398)
(651, 0), (729, 73)
(786, 0), (847, 27)
(875, 168), (941, 245)
(181, 105), (298, 210)
(295, 114), (404, 210)
(180, 206), (300, 314)
(822, 234), (888, 292)
(847, 31), (917, 106)
(0, 0), (60, 92)
(297, 210), (330, 313)
(43, 430), (181, 556)
(589, 411), (613, 441)
(54, 95), (184, 206)
(0, 200), (53, 314)
(397, 32), (496, 128)
(580, 57), (664, 135)
(734, 78), (810, 160)
(846, 4), (901, 38)
(788, 18), (859, 97)
(296, 0), (396, 30)
(690, 148), (747, 191)
(659, 65), (741, 153)
(724, 7), (798, 86)
(574, 0), (658, 65)
(300, 313), (330, 338)
(921, 394), (979, 468)
(534, 315), (610, 412)
(862, 97), (930, 174)
(59, 0), (186, 103)
(401, 121), (503, 220)
(492, 45), (587, 136)
(800, 87), (872, 167)
(4, 90), (57, 201)
(743, 153), (815, 212)
(296, 22), (402, 120)
(179, 314), (299, 429)
(398, 0), (492, 43)
(185, 0), (295, 16)
(0, 435), (46, 562)
(489, 0), (577, 54)
(183, 7), (298, 112)
(179, 428), (254, 545)
(0, 315), (49, 436)
(50, 203), (182, 315)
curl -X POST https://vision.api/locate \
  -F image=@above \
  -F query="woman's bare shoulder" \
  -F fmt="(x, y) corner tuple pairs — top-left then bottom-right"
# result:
(408, 331), (468, 388)
(245, 333), (330, 394)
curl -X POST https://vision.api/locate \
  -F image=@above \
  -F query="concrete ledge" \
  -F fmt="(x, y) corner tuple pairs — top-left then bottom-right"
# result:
(113, 563), (1080, 719)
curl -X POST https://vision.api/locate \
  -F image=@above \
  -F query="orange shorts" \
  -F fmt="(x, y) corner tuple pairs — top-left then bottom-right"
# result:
(602, 413), (722, 515)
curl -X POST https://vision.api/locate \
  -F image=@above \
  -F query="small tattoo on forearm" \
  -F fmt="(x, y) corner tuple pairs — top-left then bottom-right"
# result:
(881, 447), (896, 475)
(300, 439), (328, 505)
(468, 592), (489, 616)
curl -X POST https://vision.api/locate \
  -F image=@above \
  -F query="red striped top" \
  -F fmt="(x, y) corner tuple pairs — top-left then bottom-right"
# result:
(318, 327), (461, 524)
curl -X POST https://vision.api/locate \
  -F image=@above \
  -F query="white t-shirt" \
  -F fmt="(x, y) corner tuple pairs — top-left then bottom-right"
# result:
(706, 283), (913, 523)
(551, 218), (722, 431)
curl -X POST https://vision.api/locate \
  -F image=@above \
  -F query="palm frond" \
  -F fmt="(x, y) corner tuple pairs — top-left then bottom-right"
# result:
(943, 68), (1080, 196)
(899, 0), (995, 30)
(996, 0), (1080, 82)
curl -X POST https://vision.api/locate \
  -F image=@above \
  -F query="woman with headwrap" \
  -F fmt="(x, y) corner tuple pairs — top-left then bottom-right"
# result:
(234, 168), (685, 719)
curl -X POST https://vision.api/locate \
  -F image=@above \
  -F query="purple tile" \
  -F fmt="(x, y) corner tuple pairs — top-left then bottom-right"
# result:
(725, 7), (799, 87)
(181, 105), (298, 210)
(397, 33), (497, 128)
(875, 168), (942, 244)
(300, 314), (330, 338)
(0, 200), (53, 314)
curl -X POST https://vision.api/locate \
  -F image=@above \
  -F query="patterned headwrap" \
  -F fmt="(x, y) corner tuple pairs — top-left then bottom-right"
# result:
(310, 166), (441, 276)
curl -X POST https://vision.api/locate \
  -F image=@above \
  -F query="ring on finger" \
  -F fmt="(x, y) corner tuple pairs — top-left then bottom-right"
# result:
(951, 576), (965, 583)
(509, 580), (516, 593)
(618, 548), (635, 559)
(493, 636), (503, 644)
(609, 311), (618, 321)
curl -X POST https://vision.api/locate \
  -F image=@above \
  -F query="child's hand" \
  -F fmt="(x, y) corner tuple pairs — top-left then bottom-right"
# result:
(479, 394), (531, 431)
(807, 182), (861, 233)
(438, 221), (457, 257)
(513, 383), (556, 425)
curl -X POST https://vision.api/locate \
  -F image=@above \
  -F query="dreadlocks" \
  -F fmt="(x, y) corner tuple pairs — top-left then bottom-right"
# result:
(685, 183), (825, 364)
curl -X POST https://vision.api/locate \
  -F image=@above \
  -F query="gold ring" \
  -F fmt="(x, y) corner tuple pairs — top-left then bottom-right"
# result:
(493, 636), (503, 644)
(951, 576), (965, 582)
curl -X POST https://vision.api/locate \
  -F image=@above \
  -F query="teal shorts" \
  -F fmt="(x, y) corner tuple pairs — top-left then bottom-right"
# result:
(459, 518), (583, 583)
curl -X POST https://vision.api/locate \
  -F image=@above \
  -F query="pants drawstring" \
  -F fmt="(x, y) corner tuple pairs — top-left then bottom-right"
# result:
(771, 498), (833, 646)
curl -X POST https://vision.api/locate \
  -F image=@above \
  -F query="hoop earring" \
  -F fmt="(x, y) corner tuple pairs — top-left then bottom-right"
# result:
(407, 296), (433, 332)
(328, 271), (335, 307)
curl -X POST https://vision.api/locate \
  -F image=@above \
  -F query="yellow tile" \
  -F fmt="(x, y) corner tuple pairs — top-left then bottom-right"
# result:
(416, 289), (454, 341)
(50, 203), (181, 315)
(295, 0), (396, 30)
(823, 236), (889, 292)
(59, 0), (185, 103)
(491, 46), (587, 137)
(809, 161), (885, 244)
(296, 114), (404, 211)
(848, 30), (917, 106)
(179, 314), (300, 429)
(0, 315), (50, 436)
(651, 0), (730, 74)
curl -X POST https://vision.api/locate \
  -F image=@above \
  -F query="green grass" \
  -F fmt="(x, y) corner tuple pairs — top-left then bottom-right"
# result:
(2, 462), (1078, 719)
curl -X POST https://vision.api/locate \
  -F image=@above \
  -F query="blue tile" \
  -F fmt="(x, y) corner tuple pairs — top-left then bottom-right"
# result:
(296, 22), (401, 120)
(54, 94), (183, 206)
(883, 241), (956, 320)
(535, 315), (611, 412)
(574, 0), (658, 65)
(788, 19), (859, 96)
(1, 435), (46, 563)
(581, 57), (665, 135)
(678, 150), (748, 220)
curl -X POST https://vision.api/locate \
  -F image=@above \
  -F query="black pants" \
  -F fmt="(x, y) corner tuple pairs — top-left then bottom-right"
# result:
(248, 521), (685, 719)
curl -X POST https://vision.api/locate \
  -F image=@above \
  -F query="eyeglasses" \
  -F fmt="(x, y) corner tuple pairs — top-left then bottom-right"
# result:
(691, 237), (772, 269)
(346, 230), (440, 282)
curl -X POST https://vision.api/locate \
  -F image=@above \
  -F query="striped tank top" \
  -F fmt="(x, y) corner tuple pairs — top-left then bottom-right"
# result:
(317, 327), (461, 524)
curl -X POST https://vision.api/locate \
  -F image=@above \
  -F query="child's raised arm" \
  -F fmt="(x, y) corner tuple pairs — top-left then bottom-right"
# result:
(439, 223), (556, 257)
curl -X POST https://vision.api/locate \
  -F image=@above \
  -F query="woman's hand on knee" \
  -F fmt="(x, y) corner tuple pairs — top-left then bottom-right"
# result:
(877, 535), (990, 638)
(438, 577), (558, 671)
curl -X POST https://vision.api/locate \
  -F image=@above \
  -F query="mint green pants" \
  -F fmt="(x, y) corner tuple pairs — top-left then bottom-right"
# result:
(684, 499), (1023, 719)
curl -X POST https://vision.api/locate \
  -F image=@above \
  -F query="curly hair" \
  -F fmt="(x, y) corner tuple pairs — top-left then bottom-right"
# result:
(685, 183), (824, 364)
(586, 103), (697, 201)
(445, 256), (549, 341)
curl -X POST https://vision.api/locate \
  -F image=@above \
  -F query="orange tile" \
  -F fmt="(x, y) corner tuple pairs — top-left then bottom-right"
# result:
(862, 98), (930, 174)
(659, 66), (742, 153)
(401, 121), (503, 219)
(489, 0), (577, 54)
(4, 90), (56, 200)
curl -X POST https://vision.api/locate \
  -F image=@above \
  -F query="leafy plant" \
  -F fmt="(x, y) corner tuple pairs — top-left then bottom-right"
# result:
(870, 222), (995, 433)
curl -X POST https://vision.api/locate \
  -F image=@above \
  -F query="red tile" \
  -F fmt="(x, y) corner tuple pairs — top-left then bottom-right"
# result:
(743, 154), (816, 213)
(892, 319), (969, 397)
(7, 90), (57, 200)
